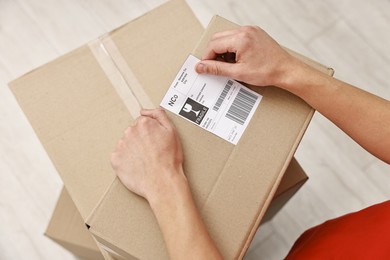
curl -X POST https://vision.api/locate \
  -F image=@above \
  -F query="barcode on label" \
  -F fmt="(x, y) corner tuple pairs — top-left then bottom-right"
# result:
(226, 88), (258, 125)
(213, 80), (233, 111)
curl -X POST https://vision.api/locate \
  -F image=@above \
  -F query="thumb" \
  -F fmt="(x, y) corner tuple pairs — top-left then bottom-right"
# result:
(196, 60), (236, 78)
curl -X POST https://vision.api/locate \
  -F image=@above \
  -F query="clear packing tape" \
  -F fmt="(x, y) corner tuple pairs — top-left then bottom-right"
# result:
(88, 35), (154, 119)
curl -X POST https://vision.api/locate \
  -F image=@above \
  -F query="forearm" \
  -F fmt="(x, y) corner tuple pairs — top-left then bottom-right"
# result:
(279, 59), (390, 163)
(148, 169), (222, 260)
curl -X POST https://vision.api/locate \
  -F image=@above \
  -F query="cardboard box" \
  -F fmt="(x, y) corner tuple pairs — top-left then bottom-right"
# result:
(46, 160), (307, 260)
(10, 0), (333, 259)
(45, 188), (104, 260)
(46, 187), (117, 260)
(261, 158), (307, 223)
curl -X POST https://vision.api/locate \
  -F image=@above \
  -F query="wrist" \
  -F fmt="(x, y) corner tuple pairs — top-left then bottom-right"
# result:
(147, 167), (190, 211)
(274, 56), (307, 91)
(275, 55), (337, 109)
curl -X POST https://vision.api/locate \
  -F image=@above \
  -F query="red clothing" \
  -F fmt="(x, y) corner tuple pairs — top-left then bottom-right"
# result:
(285, 200), (390, 259)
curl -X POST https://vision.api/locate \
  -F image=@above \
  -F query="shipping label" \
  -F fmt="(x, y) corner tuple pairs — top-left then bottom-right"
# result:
(160, 55), (262, 145)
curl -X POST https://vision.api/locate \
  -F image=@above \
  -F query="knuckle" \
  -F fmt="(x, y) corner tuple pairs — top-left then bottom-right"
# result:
(124, 126), (132, 136)
(211, 32), (220, 40)
(242, 25), (259, 33)
(166, 124), (176, 135)
(238, 33), (252, 48)
(208, 64), (221, 75)
(253, 25), (262, 31)
(116, 139), (125, 149)
(138, 117), (155, 131)
(122, 132), (130, 142)
(241, 25), (251, 32)
(156, 108), (166, 117)
(241, 30), (252, 40)
(240, 26), (252, 35)
(238, 26), (259, 43)
(240, 35), (250, 44)
(214, 65), (221, 75)
(110, 152), (119, 169)
(138, 116), (149, 125)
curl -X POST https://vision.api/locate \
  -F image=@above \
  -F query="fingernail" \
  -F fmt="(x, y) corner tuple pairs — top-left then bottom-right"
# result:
(196, 63), (205, 73)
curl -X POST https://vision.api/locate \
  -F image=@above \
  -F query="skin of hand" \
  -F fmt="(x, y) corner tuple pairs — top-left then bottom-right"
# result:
(196, 25), (297, 87)
(196, 26), (390, 164)
(111, 108), (222, 260)
(110, 108), (184, 203)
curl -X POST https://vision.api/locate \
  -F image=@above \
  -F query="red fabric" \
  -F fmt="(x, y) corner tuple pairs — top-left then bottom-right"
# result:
(285, 200), (390, 260)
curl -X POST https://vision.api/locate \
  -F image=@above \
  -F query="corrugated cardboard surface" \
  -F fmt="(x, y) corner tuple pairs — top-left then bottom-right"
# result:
(262, 158), (307, 223)
(45, 188), (104, 260)
(10, 0), (333, 259)
(9, 0), (203, 221)
(10, 45), (122, 220)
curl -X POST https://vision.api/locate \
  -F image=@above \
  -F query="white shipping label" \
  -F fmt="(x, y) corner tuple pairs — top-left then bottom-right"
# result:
(160, 55), (262, 145)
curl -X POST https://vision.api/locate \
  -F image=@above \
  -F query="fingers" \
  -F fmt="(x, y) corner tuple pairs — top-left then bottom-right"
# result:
(196, 60), (239, 79)
(198, 29), (245, 77)
(211, 28), (240, 40)
(140, 108), (174, 130)
(200, 26), (264, 69)
(201, 26), (257, 60)
(201, 34), (239, 60)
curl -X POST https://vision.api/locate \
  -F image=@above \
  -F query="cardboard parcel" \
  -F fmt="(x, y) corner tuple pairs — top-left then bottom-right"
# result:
(45, 187), (105, 260)
(10, 0), (334, 259)
(46, 161), (307, 260)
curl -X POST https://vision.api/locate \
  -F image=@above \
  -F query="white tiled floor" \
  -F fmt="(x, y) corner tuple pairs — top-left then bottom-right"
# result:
(0, 0), (389, 259)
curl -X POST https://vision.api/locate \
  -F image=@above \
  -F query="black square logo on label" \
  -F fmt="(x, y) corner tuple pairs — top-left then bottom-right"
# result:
(179, 98), (208, 125)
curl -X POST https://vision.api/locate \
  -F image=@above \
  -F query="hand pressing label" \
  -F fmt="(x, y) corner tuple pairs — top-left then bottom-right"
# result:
(160, 55), (262, 145)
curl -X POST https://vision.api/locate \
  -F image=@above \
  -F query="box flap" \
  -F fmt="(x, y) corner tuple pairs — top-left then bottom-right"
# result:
(10, 43), (122, 220)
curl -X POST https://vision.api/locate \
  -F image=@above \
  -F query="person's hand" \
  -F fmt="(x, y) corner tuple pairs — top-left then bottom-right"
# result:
(110, 108), (185, 203)
(196, 26), (300, 88)
(112, 108), (222, 260)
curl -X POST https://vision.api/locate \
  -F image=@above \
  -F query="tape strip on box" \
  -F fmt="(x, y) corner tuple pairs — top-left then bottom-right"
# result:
(88, 35), (154, 119)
